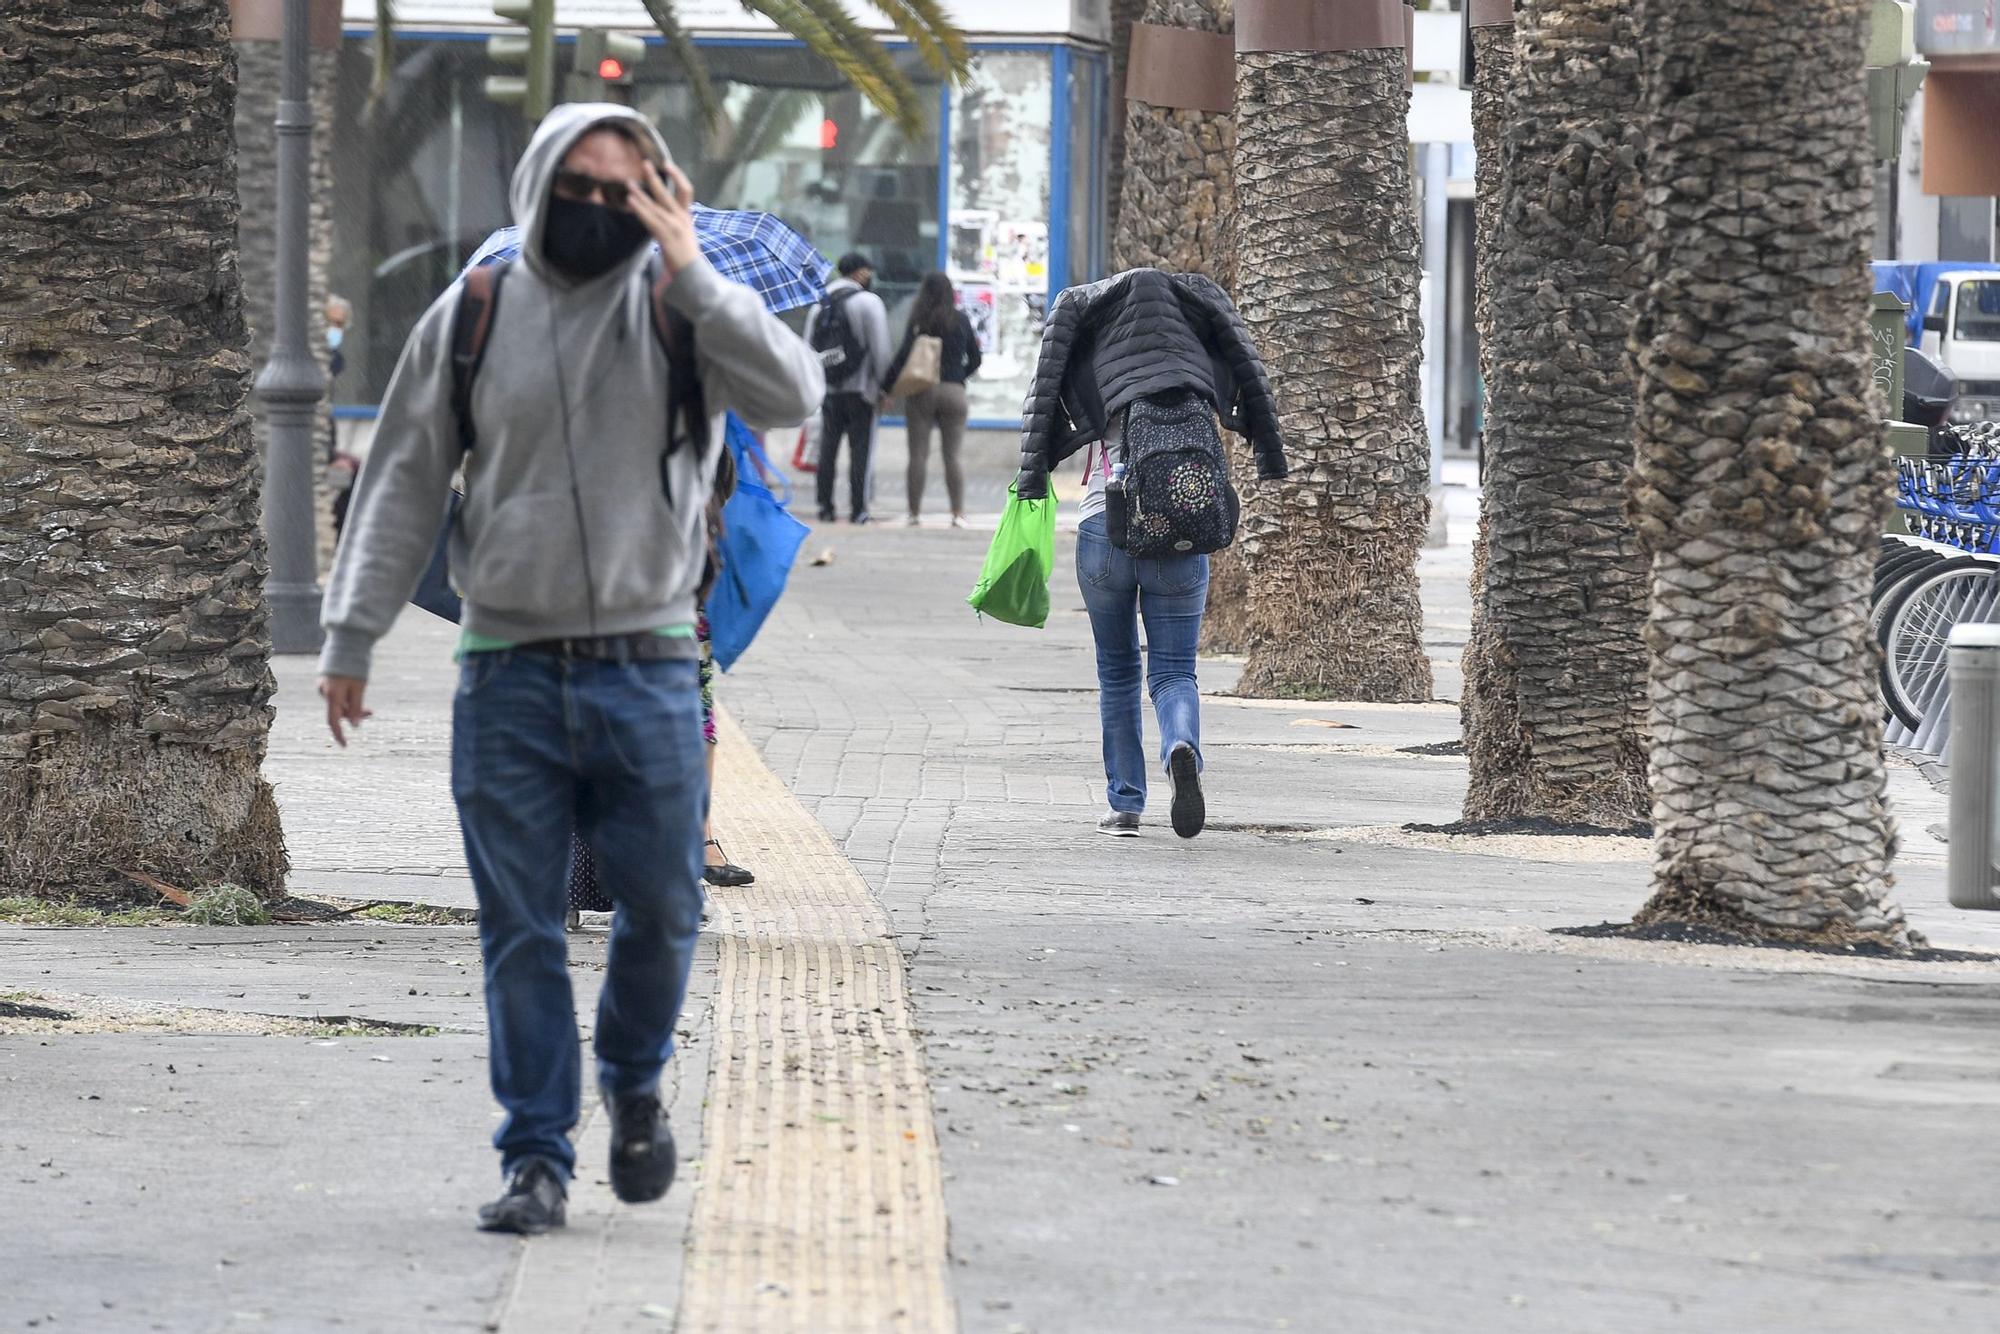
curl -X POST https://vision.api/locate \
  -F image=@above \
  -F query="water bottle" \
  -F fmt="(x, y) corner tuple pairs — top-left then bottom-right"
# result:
(1105, 460), (1129, 549)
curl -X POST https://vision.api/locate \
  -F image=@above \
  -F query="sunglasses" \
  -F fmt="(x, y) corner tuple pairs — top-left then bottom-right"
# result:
(553, 169), (632, 209)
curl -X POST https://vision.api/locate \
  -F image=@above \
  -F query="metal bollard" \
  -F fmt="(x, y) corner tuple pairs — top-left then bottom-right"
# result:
(1947, 623), (2000, 909)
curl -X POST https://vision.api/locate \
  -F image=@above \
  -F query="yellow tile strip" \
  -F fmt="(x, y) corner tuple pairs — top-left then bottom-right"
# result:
(677, 710), (956, 1333)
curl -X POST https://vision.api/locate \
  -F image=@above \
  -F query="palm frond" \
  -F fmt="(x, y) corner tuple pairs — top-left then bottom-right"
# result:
(741, 0), (926, 135)
(370, 0), (395, 111)
(794, 0), (933, 127)
(752, 0), (905, 113)
(637, 0), (724, 131)
(868, 0), (973, 86)
(737, 90), (820, 165)
(710, 89), (819, 196)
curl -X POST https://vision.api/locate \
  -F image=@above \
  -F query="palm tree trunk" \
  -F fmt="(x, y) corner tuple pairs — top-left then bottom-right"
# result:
(1113, 0), (1250, 653)
(1200, 425), (1257, 654)
(1468, 17), (1513, 410)
(0, 0), (288, 899)
(1627, 0), (1908, 947)
(1460, 0), (1649, 829)
(1114, 0), (1238, 290)
(1459, 11), (1513, 775)
(1234, 38), (1431, 700)
(1106, 0), (1149, 242)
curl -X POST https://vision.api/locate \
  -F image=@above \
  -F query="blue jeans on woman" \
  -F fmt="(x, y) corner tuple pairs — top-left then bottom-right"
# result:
(1075, 514), (1207, 814)
(451, 650), (708, 1179)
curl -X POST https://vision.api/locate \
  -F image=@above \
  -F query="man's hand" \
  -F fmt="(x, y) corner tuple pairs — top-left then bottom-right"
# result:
(319, 675), (372, 748)
(628, 160), (700, 278)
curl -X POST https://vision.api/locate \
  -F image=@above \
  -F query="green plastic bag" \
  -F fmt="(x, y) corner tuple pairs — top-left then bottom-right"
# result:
(967, 484), (1056, 628)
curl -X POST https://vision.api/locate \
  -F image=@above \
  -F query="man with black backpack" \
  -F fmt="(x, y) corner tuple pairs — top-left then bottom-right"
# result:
(805, 252), (891, 523)
(316, 105), (822, 1234)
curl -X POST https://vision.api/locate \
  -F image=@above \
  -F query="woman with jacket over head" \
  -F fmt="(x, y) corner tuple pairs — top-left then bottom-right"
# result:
(883, 271), (982, 527)
(1014, 267), (1287, 840)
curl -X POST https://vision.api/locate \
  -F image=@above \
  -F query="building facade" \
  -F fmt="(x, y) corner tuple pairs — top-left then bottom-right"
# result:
(1888, 1), (2000, 261)
(331, 0), (1111, 427)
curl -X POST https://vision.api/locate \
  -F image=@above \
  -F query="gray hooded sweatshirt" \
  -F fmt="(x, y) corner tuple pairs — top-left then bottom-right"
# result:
(319, 104), (824, 680)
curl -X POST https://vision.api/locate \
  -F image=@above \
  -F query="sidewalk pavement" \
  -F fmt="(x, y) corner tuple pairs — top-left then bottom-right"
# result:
(6, 489), (2000, 1331)
(719, 511), (2000, 1332)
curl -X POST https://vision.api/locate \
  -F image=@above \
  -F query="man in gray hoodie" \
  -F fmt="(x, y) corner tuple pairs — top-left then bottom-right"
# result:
(317, 104), (822, 1233)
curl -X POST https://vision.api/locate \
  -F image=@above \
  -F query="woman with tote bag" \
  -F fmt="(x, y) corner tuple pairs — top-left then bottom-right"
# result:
(883, 271), (983, 527)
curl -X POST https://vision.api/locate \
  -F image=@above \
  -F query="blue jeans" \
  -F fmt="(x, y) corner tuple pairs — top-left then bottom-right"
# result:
(451, 650), (707, 1179)
(1075, 515), (1207, 814)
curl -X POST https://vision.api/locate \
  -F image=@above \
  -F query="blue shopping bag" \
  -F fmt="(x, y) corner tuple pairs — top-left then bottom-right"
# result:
(708, 415), (810, 671)
(409, 489), (464, 623)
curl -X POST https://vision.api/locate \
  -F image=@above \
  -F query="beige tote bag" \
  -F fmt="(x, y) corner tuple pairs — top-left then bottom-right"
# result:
(890, 333), (942, 398)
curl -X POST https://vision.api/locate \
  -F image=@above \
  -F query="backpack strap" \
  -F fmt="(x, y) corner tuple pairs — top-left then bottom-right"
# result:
(449, 261), (509, 456)
(648, 263), (708, 459)
(819, 288), (860, 339)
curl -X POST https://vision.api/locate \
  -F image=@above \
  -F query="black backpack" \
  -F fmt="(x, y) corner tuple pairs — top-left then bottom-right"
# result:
(405, 258), (707, 622)
(809, 288), (865, 377)
(1116, 390), (1238, 559)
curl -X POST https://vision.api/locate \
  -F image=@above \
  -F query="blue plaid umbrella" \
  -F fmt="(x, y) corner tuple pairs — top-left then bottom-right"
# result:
(463, 205), (831, 314)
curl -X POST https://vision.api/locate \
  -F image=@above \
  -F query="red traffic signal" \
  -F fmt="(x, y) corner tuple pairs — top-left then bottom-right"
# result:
(572, 29), (642, 90)
(820, 119), (838, 150)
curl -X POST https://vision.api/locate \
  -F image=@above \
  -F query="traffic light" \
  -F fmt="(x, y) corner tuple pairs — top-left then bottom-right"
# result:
(485, 0), (555, 123)
(570, 29), (647, 103)
(1866, 0), (1927, 164)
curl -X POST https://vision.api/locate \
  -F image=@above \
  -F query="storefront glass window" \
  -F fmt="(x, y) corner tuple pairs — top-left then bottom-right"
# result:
(635, 45), (942, 328)
(949, 51), (1053, 421)
(330, 36), (530, 406)
(1068, 50), (1106, 288)
(332, 36), (942, 404)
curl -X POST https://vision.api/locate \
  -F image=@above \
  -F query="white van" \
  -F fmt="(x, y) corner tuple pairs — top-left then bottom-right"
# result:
(1921, 270), (2000, 423)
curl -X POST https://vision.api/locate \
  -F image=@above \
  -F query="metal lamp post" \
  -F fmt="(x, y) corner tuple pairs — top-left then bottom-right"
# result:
(254, 0), (326, 654)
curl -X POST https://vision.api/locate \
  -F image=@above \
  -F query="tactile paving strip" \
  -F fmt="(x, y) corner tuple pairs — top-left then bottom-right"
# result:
(677, 710), (956, 1332)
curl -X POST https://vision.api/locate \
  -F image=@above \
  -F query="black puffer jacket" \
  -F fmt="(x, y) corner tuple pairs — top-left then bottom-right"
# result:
(1015, 268), (1287, 499)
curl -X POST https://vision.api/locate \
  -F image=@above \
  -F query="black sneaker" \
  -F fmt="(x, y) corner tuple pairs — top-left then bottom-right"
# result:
(476, 1157), (567, 1235)
(604, 1089), (677, 1204)
(1167, 743), (1205, 839)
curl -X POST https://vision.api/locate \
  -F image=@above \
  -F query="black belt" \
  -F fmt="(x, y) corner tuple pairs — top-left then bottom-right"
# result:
(515, 633), (690, 662)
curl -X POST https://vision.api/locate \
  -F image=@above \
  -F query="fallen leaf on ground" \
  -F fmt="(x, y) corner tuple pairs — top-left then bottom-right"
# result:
(117, 869), (190, 906)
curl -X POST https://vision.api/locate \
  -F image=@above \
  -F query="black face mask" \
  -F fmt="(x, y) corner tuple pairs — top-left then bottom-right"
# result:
(542, 195), (650, 279)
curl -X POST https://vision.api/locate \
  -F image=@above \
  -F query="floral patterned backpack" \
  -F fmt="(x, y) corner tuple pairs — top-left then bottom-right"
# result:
(1114, 389), (1238, 558)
